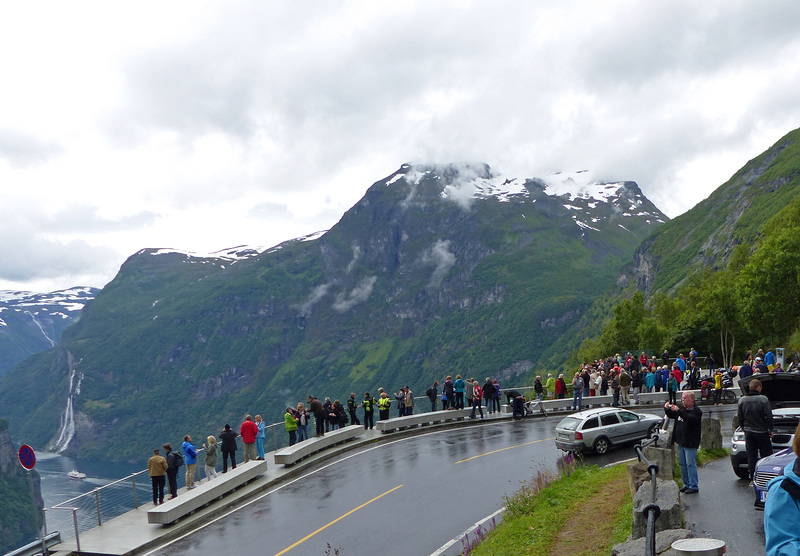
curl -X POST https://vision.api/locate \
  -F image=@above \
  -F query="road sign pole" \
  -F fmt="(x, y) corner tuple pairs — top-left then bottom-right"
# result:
(19, 445), (46, 556)
(27, 469), (47, 556)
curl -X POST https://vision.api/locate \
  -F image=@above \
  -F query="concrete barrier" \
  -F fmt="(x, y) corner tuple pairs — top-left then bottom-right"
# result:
(147, 460), (267, 525)
(274, 425), (364, 466)
(500, 389), (741, 416)
(376, 409), (472, 432)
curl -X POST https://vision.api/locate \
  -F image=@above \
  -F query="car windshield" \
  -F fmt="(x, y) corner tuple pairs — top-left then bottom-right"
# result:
(558, 417), (582, 431)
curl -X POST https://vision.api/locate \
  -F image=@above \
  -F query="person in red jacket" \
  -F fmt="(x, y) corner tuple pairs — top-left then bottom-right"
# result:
(240, 415), (259, 463)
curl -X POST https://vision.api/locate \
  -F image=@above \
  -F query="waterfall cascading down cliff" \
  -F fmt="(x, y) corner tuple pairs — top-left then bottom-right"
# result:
(50, 351), (82, 453)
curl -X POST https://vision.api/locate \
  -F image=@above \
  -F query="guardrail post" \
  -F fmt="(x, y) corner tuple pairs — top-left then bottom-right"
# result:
(635, 435), (662, 556)
(73, 508), (81, 552)
(132, 474), (138, 509)
(94, 489), (102, 525)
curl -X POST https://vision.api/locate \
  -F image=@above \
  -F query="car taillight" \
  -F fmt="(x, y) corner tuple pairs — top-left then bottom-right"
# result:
(574, 431), (583, 440)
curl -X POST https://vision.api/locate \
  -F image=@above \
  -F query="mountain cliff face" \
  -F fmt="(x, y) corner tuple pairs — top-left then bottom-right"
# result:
(0, 419), (43, 553)
(0, 163), (666, 461)
(0, 287), (98, 377)
(627, 127), (800, 294)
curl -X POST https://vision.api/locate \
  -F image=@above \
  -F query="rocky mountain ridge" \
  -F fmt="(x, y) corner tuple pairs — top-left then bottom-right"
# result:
(0, 163), (666, 461)
(0, 287), (98, 377)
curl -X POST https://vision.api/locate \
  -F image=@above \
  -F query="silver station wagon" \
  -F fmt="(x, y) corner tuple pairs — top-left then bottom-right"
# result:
(554, 408), (664, 455)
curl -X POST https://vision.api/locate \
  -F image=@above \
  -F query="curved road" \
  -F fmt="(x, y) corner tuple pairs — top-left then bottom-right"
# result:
(145, 416), (644, 556)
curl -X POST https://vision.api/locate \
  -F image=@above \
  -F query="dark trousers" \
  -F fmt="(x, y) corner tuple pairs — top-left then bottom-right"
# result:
(364, 411), (374, 429)
(379, 409), (390, 420)
(349, 409), (360, 426)
(512, 397), (525, 419)
(166, 468), (178, 497)
(455, 392), (464, 409)
(470, 398), (484, 419)
(315, 414), (326, 436)
(151, 475), (166, 504)
(668, 389), (677, 405)
(288, 430), (297, 446)
(745, 431), (773, 479)
(222, 449), (236, 472)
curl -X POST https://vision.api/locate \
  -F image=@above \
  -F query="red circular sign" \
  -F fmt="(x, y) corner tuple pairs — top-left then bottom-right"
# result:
(18, 445), (36, 470)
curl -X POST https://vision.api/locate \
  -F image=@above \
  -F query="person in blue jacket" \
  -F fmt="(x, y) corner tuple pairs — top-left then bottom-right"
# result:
(182, 435), (198, 489)
(453, 375), (466, 409)
(764, 423), (800, 555)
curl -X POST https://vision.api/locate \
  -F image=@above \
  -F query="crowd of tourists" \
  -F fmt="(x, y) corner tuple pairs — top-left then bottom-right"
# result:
(148, 346), (787, 505)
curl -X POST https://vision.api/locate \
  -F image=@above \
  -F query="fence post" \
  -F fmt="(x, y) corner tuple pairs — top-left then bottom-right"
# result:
(94, 489), (102, 526)
(132, 474), (138, 509)
(72, 508), (81, 552)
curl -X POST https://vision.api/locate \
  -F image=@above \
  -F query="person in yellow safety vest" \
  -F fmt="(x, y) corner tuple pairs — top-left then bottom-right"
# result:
(378, 392), (392, 420)
(361, 392), (375, 430)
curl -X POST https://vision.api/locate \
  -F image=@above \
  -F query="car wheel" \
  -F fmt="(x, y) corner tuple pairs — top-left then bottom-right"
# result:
(733, 465), (750, 480)
(593, 437), (610, 455)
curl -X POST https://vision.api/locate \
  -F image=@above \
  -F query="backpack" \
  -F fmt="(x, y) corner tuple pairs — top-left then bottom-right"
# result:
(171, 451), (184, 468)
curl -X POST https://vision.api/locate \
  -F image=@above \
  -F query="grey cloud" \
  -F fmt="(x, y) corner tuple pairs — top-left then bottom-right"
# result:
(296, 284), (331, 317)
(345, 243), (362, 274)
(420, 240), (456, 288)
(42, 205), (160, 233)
(248, 202), (292, 219)
(0, 129), (64, 168)
(0, 229), (118, 283)
(332, 276), (377, 312)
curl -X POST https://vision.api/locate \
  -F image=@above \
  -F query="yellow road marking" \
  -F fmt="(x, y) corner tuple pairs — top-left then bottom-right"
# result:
(454, 437), (555, 464)
(274, 484), (404, 555)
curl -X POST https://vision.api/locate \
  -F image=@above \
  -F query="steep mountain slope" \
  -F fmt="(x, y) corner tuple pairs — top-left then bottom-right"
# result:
(0, 287), (98, 377)
(0, 163), (666, 461)
(0, 419), (43, 554)
(629, 127), (800, 294)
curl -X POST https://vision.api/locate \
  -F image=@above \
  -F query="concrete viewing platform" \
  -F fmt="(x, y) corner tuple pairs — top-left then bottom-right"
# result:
(42, 394), (728, 556)
(47, 412), (514, 556)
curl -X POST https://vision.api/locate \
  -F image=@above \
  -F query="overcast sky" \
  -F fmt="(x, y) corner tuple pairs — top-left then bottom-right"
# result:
(2, 1), (800, 293)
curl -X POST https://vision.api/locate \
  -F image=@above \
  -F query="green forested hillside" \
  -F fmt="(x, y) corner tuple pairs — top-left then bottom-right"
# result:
(0, 164), (664, 461)
(578, 127), (800, 365)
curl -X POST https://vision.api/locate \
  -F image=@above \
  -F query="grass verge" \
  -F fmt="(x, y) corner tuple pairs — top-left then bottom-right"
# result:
(468, 460), (633, 555)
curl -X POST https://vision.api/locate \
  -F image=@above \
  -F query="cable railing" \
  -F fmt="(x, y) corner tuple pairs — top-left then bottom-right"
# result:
(41, 385), (540, 545)
(48, 433), (253, 544)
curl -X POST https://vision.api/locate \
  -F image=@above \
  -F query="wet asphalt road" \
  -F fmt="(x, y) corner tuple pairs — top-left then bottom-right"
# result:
(143, 405), (765, 556)
(144, 415), (636, 556)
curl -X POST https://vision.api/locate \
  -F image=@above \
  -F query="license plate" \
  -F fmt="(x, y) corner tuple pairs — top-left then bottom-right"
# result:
(760, 490), (768, 502)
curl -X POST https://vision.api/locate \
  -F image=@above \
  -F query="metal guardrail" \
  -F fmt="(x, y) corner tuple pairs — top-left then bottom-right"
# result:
(633, 431), (663, 556)
(3, 531), (61, 556)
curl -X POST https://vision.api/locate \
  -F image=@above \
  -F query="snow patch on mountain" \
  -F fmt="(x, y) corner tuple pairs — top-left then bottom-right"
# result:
(384, 163), (668, 233)
(0, 287), (96, 314)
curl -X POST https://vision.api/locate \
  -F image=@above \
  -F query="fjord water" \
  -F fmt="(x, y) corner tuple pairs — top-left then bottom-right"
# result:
(35, 452), (143, 538)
